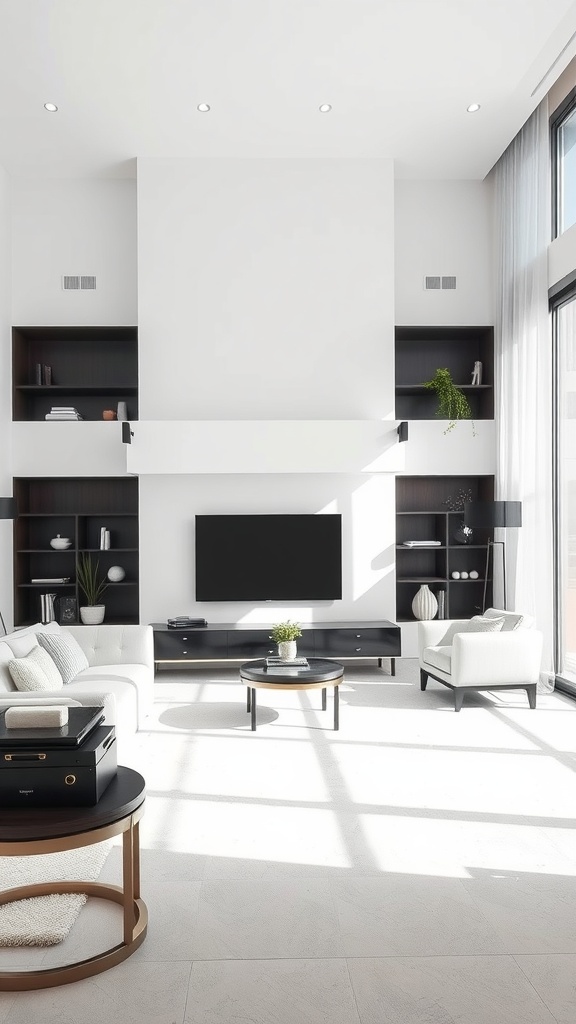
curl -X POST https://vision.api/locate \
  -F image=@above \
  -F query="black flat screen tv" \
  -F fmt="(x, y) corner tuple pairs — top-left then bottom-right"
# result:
(195, 514), (342, 602)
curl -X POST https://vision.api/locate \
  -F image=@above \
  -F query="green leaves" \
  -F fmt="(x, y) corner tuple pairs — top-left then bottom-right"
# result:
(270, 620), (302, 643)
(76, 552), (109, 606)
(421, 368), (475, 435)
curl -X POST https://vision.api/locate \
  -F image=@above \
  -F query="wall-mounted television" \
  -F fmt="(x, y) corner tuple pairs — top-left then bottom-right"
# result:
(195, 514), (342, 602)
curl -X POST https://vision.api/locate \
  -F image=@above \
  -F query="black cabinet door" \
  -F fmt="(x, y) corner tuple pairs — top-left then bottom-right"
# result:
(316, 628), (397, 657)
(226, 630), (277, 659)
(154, 629), (228, 660)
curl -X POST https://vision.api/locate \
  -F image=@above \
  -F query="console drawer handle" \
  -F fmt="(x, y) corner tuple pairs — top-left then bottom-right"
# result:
(355, 647), (361, 652)
(182, 636), (188, 641)
(356, 634), (361, 638)
(182, 650), (187, 654)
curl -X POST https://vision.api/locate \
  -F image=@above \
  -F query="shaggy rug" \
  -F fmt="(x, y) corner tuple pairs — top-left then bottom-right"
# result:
(0, 840), (112, 946)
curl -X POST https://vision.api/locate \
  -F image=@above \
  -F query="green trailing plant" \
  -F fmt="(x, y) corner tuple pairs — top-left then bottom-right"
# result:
(76, 552), (109, 606)
(421, 367), (476, 435)
(270, 620), (302, 643)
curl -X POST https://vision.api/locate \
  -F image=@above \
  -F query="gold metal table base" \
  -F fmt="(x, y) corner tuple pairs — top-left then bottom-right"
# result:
(0, 800), (147, 991)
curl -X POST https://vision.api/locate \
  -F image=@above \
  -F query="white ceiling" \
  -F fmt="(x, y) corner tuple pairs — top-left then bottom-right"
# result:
(1, 0), (576, 180)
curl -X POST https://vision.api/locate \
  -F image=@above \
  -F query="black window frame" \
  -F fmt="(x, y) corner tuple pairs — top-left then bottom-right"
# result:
(550, 85), (576, 240)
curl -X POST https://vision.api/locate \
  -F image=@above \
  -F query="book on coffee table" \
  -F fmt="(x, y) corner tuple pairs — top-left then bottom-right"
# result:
(265, 657), (309, 668)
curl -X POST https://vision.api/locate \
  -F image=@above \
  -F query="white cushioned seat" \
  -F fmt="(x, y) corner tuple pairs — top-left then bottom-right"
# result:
(422, 645), (453, 674)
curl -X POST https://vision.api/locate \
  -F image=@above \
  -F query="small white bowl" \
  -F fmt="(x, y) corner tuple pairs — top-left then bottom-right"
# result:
(50, 537), (71, 550)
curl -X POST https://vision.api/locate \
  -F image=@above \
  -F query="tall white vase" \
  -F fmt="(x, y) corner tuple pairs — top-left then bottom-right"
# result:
(412, 584), (438, 621)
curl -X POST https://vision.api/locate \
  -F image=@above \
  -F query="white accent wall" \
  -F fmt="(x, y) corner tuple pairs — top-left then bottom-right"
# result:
(136, 158), (398, 625)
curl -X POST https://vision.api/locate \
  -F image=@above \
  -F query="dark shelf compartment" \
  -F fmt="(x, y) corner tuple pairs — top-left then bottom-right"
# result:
(12, 326), (138, 421)
(395, 326), (494, 420)
(396, 475), (494, 621)
(13, 477), (139, 627)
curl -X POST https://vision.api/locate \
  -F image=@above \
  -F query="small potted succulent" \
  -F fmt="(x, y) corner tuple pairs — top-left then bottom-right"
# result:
(270, 620), (302, 661)
(76, 553), (108, 624)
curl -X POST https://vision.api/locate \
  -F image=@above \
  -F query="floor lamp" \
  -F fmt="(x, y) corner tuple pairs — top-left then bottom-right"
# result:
(0, 497), (18, 636)
(463, 500), (522, 611)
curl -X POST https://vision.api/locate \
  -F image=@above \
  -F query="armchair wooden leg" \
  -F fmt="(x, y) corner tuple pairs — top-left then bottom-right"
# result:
(526, 684), (537, 709)
(454, 690), (464, 712)
(420, 669), (428, 691)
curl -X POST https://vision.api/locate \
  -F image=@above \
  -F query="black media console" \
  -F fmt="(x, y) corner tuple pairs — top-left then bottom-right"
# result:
(151, 621), (401, 674)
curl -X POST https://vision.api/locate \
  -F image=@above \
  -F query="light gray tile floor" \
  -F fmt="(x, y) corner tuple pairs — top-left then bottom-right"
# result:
(2, 659), (576, 1023)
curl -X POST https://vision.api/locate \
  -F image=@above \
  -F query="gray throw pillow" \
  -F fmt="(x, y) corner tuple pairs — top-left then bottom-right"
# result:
(438, 615), (505, 646)
(37, 631), (89, 684)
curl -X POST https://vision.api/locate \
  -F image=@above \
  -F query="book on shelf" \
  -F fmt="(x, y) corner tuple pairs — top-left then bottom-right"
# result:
(265, 657), (309, 668)
(402, 540), (441, 547)
(45, 410), (83, 420)
(31, 577), (71, 584)
(43, 365), (52, 385)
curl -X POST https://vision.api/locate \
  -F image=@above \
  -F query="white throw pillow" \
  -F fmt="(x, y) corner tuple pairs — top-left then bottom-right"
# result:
(483, 608), (525, 631)
(439, 615), (505, 646)
(4, 633), (40, 658)
(37, 631), (89, 684)
(8, 646), (64, 692)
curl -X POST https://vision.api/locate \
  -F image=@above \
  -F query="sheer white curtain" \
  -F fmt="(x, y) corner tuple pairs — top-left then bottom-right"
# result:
(492, 100), (553, 668)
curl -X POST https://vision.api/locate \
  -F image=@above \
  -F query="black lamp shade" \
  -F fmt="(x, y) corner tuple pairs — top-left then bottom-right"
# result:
(0, 498), (18, 519)
(464, 500), (522, 529)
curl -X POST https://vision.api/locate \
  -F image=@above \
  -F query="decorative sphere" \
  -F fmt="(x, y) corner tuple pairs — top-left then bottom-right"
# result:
(451, 571), (460, 579)
(107, 565), (125, 582)
(470, 570), (479, 580)
(460, 571), (469, 580)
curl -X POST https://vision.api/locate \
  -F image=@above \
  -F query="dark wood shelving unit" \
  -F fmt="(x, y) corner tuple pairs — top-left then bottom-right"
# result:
(12, 326), (138, 421)
(396, 475), (494, 622)
(395, 325), (494, 420)
(13, 477), (139, 626)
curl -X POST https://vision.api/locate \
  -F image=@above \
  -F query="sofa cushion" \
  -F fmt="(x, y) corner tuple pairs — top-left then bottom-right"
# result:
(8, 646), (64, 692)
(438, 615), (505, 646)
(5, 633), (40, 658)
(0, 641), (17, 693)
(37, 631), (89, 683)
(423, 646), (453, 674)
(483, 608), (530, 631)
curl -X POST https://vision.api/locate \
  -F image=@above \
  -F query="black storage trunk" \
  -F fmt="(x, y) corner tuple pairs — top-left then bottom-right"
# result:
(0, 726), (117, 807)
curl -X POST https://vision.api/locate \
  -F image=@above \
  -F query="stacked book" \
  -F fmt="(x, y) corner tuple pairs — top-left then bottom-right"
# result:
(45, 406), (83, 420)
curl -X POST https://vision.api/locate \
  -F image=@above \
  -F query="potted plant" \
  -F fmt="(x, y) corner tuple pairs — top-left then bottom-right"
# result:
(76, 552), (108, 624)
(421, 367), (475, 434)
(270, 620), (302, 661)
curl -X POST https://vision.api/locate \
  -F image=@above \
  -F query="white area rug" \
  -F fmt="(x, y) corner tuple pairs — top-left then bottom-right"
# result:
(0, 840), (112, 946)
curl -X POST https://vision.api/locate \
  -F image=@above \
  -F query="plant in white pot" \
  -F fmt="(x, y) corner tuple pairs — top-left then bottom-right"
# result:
(76, 553), (108, 625)
(270, 620), (302, 661)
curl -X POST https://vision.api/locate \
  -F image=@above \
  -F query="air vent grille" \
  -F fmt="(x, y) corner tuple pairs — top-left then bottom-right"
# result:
(62, 275), (97, 290)
(442, 276), (456, 290)
(424, 276), (441, 290)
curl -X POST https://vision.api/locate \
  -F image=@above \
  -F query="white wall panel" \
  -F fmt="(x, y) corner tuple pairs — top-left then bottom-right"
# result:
(11, 423), (128, 477)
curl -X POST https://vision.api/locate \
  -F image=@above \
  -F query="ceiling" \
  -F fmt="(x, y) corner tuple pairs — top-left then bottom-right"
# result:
(1, 0), (576, 180)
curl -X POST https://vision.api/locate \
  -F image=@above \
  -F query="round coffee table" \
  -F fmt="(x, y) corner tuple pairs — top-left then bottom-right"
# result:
(240, 658), (344, 731)
(0, 766), (147, 991)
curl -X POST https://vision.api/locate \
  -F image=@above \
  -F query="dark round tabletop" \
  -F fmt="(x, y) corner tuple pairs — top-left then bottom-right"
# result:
(240, 657), (344, 685)
(0, 766), (146, 843)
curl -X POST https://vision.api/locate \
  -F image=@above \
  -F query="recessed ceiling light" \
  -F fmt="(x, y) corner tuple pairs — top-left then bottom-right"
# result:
(197, 103), (210, 112)
(467, 103), (481, 113)
(44, 102), (58, 112)
(319, 104), (332, 113)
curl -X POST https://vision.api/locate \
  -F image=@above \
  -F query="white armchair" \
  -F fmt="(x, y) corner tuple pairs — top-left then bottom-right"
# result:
(418, 608), (543, 711)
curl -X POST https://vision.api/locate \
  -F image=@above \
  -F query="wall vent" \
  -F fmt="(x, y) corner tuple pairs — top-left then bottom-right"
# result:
(442, 276), (456, 290)
(61, 275), (97, 290)
(424, 276), (441, 290)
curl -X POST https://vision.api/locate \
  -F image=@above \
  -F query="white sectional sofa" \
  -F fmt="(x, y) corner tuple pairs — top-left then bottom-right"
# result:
(0, 621), (154, 737)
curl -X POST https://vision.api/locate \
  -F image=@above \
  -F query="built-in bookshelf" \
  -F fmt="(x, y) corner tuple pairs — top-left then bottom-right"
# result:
(13, 477), (139, 626)
(395, 326), (494, 421)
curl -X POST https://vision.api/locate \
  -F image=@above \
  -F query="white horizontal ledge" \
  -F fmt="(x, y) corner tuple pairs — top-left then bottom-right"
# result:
(126, 421), (406, 475)
(11, 421), (128, 476)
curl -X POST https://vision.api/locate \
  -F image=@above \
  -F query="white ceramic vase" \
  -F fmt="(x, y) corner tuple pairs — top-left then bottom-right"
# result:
(411, 584), (438, 621)
(80, 605), (105, 625)
(278, 640), (297, 661)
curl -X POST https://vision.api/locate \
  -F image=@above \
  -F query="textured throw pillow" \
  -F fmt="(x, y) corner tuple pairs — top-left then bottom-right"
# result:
(438, 615), (505, 646)
(483, 607), (525, 631)
(8, 645), (64, 692)
(37, 631), (89, 684)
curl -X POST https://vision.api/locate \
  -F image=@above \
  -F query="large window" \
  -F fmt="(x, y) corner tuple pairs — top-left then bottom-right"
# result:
(552, 88), (576, 238)
(554, 293), (576, 689)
